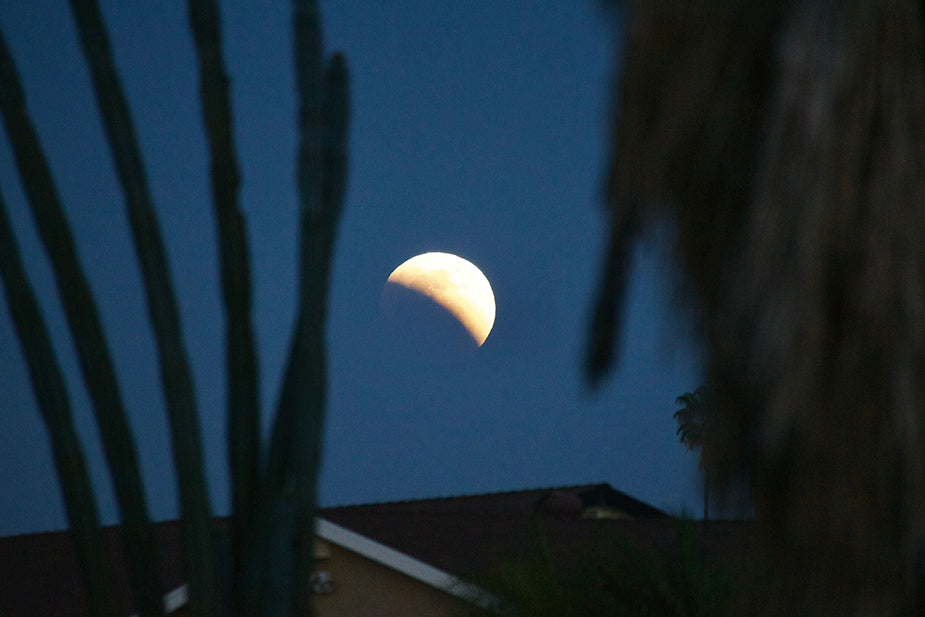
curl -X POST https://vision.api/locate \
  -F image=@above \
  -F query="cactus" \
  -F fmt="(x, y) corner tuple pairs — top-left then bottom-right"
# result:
(0, 21), (160, 617)
(67, 0), (220, 614)
(0, 1), (348, 616)
(0, 188), (117, 617)
(240, 3), (349, 613)
(186, 0), (260, 608)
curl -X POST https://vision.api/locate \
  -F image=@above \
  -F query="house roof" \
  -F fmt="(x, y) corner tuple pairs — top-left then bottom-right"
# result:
(318, 483), (669, 578)
(0, 483), (753, 616)
(0, 519), (188, 617)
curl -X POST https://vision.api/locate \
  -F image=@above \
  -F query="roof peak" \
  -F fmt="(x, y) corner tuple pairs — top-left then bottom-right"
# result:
(319, 482), (613, 511)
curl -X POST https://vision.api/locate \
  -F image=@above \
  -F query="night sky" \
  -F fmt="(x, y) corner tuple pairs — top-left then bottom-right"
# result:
(0, 1), (704, 535)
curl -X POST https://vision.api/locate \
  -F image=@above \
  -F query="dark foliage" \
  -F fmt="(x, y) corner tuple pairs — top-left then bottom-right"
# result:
(673, 387), (712, 454)
(472, 519), (735, 617)
(589, 1), (925, 615)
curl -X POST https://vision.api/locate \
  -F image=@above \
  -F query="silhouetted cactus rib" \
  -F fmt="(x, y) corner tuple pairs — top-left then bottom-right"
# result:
(0, 190), (116, 617)
(0, 25), (160, 617)
(289, 50), (348, 617)
(67, 1), (218, 616)
(187, 0), (260, 586)
(247, 2), (350, 615)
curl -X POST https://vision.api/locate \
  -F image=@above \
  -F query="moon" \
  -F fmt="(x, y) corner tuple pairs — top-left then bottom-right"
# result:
(385, 252), (496, 347)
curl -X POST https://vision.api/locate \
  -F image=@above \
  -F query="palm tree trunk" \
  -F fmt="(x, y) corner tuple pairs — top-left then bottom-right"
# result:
(703, 473), (710, 521)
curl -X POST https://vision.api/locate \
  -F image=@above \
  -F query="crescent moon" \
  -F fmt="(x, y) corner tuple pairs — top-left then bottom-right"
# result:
(386, 252), (496, 346)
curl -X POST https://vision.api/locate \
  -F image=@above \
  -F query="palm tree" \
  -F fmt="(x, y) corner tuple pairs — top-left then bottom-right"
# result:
(673, 388), (712, 520)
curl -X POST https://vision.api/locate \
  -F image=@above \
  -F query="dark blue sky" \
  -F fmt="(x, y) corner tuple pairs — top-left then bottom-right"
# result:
(0, 1), (704, 535)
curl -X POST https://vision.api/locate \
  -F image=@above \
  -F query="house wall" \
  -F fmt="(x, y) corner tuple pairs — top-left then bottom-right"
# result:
(313, 543), (476, 617)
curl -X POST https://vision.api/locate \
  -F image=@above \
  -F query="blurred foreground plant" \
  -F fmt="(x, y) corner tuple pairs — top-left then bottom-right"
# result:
(471, 518), (735, 617)
(0, 1), (348, 616)
(589, 1), (925, 615)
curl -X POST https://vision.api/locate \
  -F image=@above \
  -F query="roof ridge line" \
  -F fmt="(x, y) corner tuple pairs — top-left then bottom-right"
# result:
(319, 482), (611, 510)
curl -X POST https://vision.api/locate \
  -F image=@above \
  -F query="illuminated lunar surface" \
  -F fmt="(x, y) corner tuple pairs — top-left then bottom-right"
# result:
(385, 252), (496, 346)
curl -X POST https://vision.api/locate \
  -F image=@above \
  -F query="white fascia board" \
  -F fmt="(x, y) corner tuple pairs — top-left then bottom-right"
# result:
(127, 584), (187, 617)
(316, 518), (495, 608)
(131, 518), (496, 617)
(162, 584), (188, 613)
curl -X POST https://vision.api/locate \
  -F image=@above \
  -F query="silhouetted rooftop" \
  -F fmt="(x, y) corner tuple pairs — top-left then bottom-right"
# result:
(0, 483), (754, 616)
